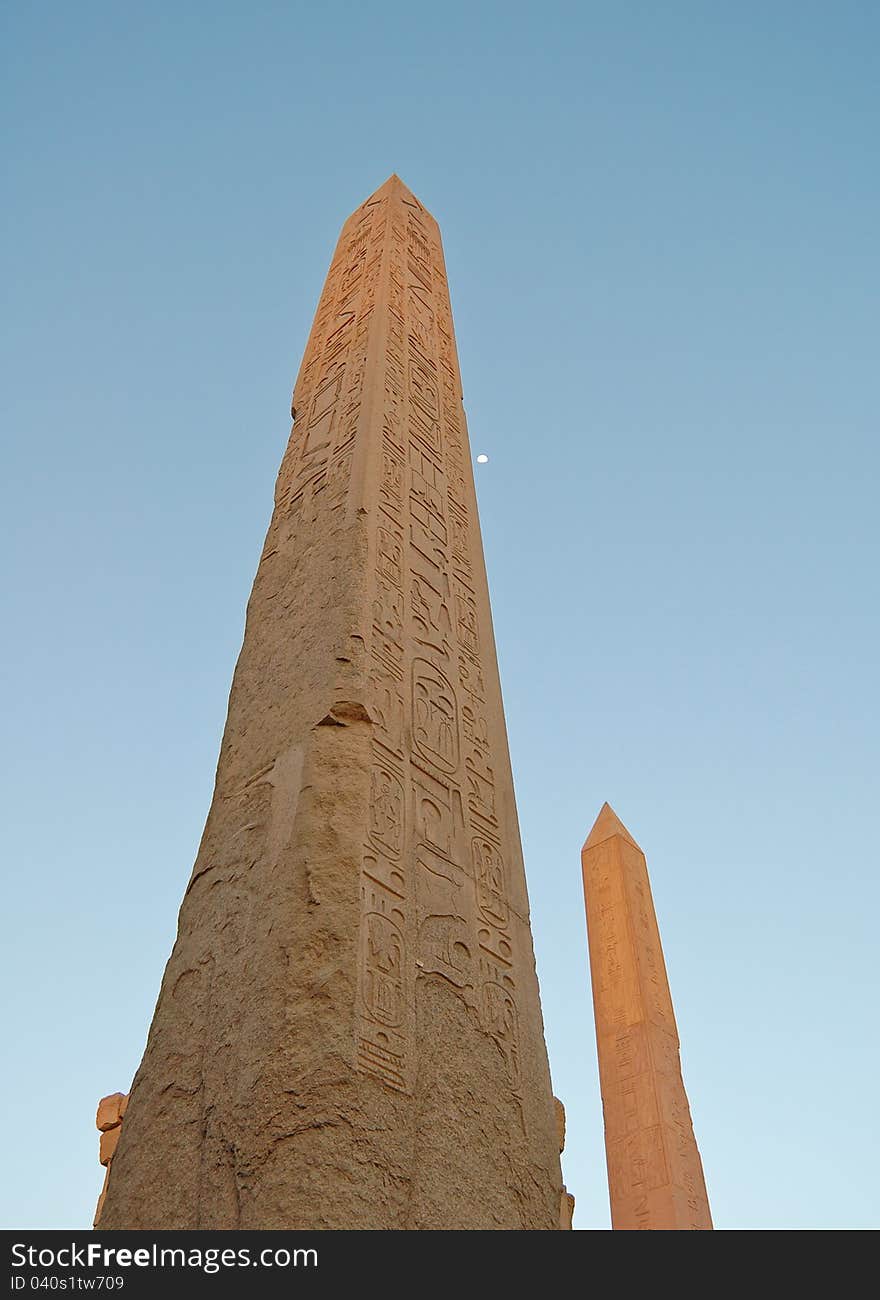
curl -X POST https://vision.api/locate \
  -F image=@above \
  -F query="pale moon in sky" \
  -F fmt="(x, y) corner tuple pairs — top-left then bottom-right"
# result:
(476, 454), (489, 464)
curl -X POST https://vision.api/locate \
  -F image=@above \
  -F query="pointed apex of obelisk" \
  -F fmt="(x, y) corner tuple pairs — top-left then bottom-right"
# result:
(364, 173), (433, 219)
(368, 173), (399, 195)
(582, 802), (643, 853)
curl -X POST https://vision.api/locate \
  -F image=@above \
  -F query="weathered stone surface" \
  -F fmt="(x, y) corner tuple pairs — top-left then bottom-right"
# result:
(553, 1096), (566, 1153)
(553, 1097), (574, 1229)
(99, 1126), (121, 1166)
(581, 803), (712, 1230)
(93, 1169), (110, 1228)
(96, 1093), (127, 1132)
(99, 176), (562, 1230)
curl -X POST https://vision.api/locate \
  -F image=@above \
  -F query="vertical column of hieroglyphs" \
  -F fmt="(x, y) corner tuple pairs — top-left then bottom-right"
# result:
(429, 201), (521, 1093)
(273, 196), (387, 529)
(354, 185), (411, 1092)
(354, 181), (521, 1102)
(582, 805), (712, 1230)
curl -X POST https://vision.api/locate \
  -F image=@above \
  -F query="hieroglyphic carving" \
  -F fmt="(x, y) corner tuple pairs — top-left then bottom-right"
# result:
(410, 568), (453, 661)
(368, 764), (404, 859)
(482, 981), (520, 1085)
(377, 525), (403, 587)
(373, 579), (404, 665)
(412, 659), (458, 774)
(278, 200), (387, 507)
(351, 177), (524, 1097)
(368, 667), (404, 757)
(361, 910), (404, 1026)
(380, 440), (404, 512)
(473, 836), (508, 930)
(353, 199), (416, 1088)
(358, 871), (408, 1091)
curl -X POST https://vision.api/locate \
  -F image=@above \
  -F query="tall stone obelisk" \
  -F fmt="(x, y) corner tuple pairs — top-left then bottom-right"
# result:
(98, 176), (562, 1230)
(581, 803), (712, 1230)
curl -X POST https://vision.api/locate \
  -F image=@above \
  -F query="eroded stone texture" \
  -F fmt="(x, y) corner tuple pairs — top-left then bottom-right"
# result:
(94, 1092), (128, 1225)
(553, 1096), (566, 1152)
(96, 1092), (127, 1132)
(581, 804), (712, 1230)
(99, 176), (562, 1230)
(553, 1096), (575, 1229)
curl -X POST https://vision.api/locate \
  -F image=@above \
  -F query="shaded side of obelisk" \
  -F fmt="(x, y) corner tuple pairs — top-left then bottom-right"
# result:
(97, 176), (563, 1229)
(581, 803), (712, 1230)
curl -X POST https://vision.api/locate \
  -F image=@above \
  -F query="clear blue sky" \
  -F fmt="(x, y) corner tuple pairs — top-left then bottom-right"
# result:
(2, 2), (877, 1231)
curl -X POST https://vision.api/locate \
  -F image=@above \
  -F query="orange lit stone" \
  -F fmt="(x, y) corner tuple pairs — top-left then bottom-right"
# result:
(582, 804), (712, 1230)
(99, 1125), (121, 1166)
(96, 1093), (127, 1132)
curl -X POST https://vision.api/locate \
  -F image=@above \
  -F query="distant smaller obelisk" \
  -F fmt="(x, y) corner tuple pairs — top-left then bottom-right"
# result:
(581, 803), (712, 1230)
